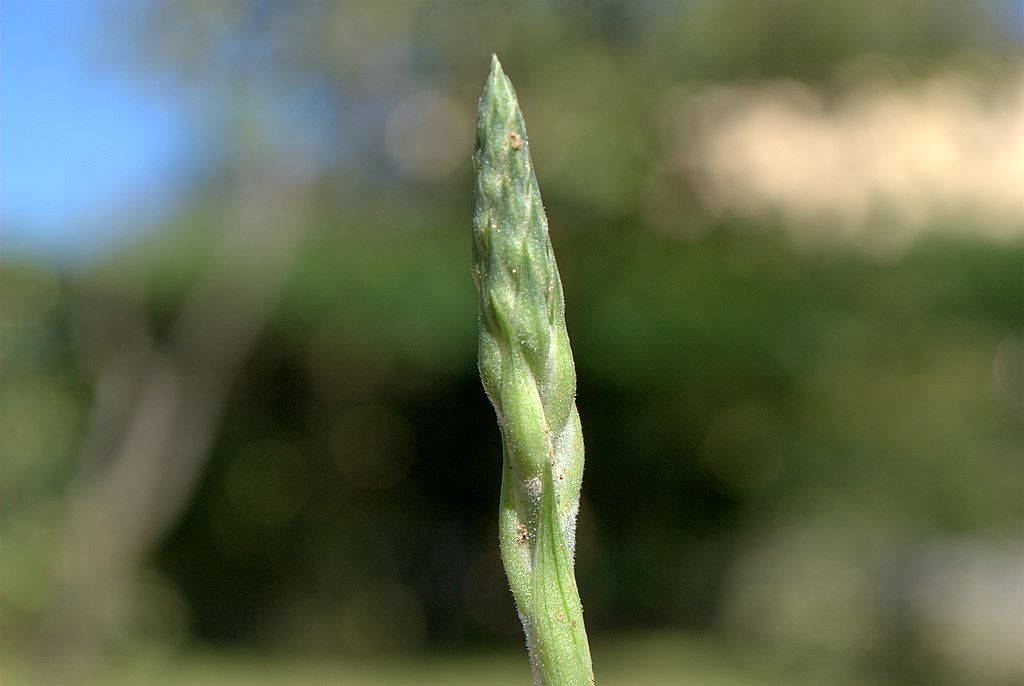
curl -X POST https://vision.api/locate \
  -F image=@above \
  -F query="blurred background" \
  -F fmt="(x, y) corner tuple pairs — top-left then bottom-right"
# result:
(2, 1), (1023, 685)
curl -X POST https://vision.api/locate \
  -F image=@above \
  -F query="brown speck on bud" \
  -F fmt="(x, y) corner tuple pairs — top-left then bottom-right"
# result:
(509, 131), (523, 150)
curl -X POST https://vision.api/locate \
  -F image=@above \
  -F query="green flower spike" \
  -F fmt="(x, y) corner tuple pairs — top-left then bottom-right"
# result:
(471, 54), (596, 686)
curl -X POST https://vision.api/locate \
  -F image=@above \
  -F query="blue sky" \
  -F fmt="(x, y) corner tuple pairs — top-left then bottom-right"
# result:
(1, 1), (193, 259)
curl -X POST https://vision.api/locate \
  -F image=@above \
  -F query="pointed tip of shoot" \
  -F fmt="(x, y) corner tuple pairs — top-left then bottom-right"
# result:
(480, 53), (513, 112)
(475, 54), (526, 171)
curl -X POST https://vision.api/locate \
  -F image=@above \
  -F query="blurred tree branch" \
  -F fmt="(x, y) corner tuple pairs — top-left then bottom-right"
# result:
(33, 160), (310, 684)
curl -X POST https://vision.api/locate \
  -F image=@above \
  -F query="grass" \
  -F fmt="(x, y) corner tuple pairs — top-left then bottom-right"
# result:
(4, 633), (899, 686)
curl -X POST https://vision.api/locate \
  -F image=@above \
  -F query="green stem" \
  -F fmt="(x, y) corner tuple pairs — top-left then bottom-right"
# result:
(472, 54), (595, 686)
